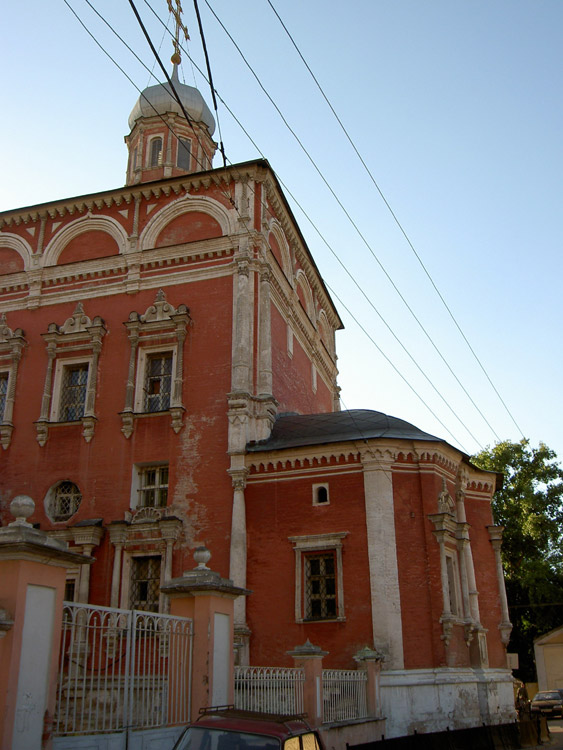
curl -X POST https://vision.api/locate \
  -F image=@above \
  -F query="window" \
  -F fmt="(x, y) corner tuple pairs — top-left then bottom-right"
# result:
(122, 290), (190, 438)
(37, 304), (105, 446)
(64, 579), (77, 602)
(149, 137), (163, 167)
(446, 551), (463, 617)
(138, 465), (169, 508)
(289, 532), (347, 623)
(59, 363), (89, 421)
(129, 556), (161, 611)
(144, 353), (172, 412)
(313, 484), (329, 505)
(0, 371), (8, 421)
(177, 137), (191, 170)
(46, 481), (82, 523)
(305, 552), (337, 620)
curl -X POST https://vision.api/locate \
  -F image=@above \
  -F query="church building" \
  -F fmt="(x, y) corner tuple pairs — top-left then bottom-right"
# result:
(0, 54), (515, 737)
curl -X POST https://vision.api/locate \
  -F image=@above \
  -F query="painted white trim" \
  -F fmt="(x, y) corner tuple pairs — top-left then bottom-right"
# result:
(49, 355), (93, 422)
(43, 215), (128, 266)
(133, 344), (177, 413)
(0, 232), (33, 270)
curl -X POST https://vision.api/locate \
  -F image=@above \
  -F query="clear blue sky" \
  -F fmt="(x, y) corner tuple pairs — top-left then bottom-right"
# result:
(1, 0), (562, 460)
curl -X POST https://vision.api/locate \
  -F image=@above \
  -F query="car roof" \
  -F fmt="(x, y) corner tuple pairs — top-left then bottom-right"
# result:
(193, 708), (313, 739)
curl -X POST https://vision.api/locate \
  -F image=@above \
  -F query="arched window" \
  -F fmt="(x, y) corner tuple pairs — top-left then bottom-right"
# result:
(149, 137), (163, 167)
(46, 481), (82, 522)
(177, 138), (191, 170)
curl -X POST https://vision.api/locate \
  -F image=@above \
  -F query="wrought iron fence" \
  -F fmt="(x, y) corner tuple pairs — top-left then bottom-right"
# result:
(55, 602), (192, 736)
(322, 669), (368, 723)
(234, 666), (305, 714)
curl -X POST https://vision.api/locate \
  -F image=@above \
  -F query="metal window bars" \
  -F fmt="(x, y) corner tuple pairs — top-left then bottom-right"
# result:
(144, 354), (172, 412)
(60, 363), (88, 421)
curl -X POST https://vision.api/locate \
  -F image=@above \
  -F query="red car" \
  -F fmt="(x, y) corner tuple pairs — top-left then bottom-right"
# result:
(173, 707), (324, 750)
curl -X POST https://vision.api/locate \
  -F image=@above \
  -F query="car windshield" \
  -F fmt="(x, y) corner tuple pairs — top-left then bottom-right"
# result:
(534, 692), (561, 700)
(175, 727), (281, 750)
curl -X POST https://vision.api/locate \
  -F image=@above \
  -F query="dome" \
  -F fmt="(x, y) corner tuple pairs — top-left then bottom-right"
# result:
(128, 66), (215, 135)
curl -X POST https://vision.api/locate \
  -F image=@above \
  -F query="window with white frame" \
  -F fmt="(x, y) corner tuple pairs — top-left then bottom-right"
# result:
(177, 137), (191, 170)
(45, 480), (82, 523)
(289, 532), (347, 623)
(122, 290), (190, 438)
(144, 352), (173, 412)
(0, 315), (26, 449)
(149, 137), (163, 167)
(57, 361), (90, 421)
(129, 555), (161, 612)
(138, 464), (169, 508)
(134, 347), (176, 413)
(304, 552), (337, 620)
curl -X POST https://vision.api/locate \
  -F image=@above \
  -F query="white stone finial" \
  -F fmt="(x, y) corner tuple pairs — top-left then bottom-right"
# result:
(9, 495), (35, 527)
(193, 545), (211, 570)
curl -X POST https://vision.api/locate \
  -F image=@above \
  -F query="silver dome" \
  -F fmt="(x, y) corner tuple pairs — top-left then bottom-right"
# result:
(128, 66), (216, 135)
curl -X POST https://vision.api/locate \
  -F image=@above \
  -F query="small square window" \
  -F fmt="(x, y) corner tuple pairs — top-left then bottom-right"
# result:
(138, 464), (169, 508)
(59, 363), (89, 421)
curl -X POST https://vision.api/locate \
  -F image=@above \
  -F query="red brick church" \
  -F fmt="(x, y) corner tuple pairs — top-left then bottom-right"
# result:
(0, 59), (515, 736)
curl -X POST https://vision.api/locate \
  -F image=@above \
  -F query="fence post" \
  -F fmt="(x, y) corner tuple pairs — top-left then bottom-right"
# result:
(162, 546), (250, 721)
(0, 495), (92, 750)
(287, 640), (328, 727)
(354, 647), (384, 718)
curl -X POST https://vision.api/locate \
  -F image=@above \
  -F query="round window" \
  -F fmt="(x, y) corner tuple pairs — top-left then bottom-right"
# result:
(46, 481), (82, 523)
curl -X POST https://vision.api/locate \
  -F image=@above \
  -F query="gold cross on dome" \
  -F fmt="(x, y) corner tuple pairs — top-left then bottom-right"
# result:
(167, 0), (189, 64)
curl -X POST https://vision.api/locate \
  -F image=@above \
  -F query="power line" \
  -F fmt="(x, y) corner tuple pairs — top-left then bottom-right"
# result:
(266, 0), (525, 441)
(202, 0), (503, 444)
(64, 0), (483, 450)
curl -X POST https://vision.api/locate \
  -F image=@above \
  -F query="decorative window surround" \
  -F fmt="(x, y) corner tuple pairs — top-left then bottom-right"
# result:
(47, 520), (104, 603)
(429, 478), (483, 652)
(35, 303), (106, 446)
(108, 514), (182, 613)
(312, 483), (329, 506)
(131, 463), (170, 510)
(121, 289), (190, 438)
(0, 313), (26, 450)
(289, 532), (347, 623)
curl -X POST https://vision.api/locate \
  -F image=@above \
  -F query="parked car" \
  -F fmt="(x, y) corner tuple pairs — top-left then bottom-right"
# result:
(530, 691), (563, 718)
(173, 707), (325, 750)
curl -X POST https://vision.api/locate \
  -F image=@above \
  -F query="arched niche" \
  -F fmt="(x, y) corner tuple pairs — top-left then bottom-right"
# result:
(0, 234), (32, 274)
(295, 269), (315, 321)
(43, 216), (128, 266)
(140, 195), (233, 251)
(268, 221), (292, 281)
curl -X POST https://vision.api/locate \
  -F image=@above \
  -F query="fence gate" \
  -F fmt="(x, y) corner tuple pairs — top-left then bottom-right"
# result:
(53, 602), (192, 749)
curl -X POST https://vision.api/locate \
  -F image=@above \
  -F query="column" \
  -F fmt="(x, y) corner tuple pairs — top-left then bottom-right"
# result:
(108, 522), (128, 608)
(488, 526), (512, 646)
(361, 451), (404, 668)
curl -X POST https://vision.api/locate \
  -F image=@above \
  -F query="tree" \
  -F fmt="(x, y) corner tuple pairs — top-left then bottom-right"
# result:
(472, 439), (563, 682)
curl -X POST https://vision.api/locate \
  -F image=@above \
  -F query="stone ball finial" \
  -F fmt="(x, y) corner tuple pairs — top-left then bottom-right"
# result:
(193, 545), (211, 570)
(10, 495), (35, 527)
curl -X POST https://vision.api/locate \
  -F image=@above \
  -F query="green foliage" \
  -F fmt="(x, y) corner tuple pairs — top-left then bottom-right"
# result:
(472, 439), (563, 681)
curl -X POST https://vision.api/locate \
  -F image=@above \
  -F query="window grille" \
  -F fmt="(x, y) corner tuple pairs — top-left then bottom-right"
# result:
(305, 553), (337, 620)
(138, 465), (169, 508)
(0, 372), (8, 420)
(178, 137), (191, 170)
(150, 137), (163, 167)
(130, 556), (161, 612)
(144, 353), (172, 412)
(50, 481), (82, 522)
(60, 363), (88, 421)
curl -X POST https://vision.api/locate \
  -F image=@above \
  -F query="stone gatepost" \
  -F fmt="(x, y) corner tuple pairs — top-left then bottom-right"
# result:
(161, 546), (250, 721)
(287, 640), (328, 728)
(0, 495), (92, 750)
(354, 646), (384, 718)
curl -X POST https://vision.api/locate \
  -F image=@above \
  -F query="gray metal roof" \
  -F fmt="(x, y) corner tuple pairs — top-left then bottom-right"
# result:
(247, 409), (442, 452)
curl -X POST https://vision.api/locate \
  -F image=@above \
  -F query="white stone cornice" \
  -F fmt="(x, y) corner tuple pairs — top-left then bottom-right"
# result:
(0, 232), (33, 270)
